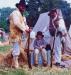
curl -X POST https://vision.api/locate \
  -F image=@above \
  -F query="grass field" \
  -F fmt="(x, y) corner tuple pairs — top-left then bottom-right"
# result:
(0, 46), (11, 53)
(0, 46), (71, 75)
(0, 69), (27, 75)
(0, 67), (71, 75)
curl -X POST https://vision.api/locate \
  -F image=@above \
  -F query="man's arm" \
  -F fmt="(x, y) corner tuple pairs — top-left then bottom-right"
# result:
(12, 12), (29, 32)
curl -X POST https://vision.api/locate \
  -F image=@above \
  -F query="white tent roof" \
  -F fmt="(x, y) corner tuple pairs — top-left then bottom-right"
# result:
(68, 25), (71, 38)
(33, 12), (50, 33)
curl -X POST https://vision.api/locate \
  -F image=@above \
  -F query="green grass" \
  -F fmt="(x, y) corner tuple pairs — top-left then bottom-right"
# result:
(0, 68), (71, 75)
(0, 37), (3, 42)
(0, 69), (27, 75)
(0, 46), (11, 53)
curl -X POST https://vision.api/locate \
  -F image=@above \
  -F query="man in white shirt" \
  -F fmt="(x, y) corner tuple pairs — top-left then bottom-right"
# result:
(48, 9), (66, 67)
(9, 0), (29, 68)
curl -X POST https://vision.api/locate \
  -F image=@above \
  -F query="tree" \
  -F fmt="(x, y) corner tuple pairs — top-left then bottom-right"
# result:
(0, 7), (14, 32)
(26, 0), (43, 27)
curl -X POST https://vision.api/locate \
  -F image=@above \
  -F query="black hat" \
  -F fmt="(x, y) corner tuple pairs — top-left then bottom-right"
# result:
(48, 8), (57, 16)
(16, 0), (26, 8)
(36, 31), (44, 37)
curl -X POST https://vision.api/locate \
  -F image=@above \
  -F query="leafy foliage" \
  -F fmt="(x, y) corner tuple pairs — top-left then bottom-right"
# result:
(0, 8), (14, 32)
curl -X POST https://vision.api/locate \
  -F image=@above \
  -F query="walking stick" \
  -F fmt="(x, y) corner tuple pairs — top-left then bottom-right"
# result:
(27, 26), (32, 69)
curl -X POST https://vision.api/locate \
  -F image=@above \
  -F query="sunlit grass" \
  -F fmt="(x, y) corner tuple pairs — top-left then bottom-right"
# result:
(24, 67), (71, 75)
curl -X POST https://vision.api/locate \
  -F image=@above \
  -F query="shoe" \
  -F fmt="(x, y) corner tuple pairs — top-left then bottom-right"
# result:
(14, 65), (19, 69)
(14, 62), (19, 69)
(60, 64), (65, 68)
(12, 65), (19, 69)
(54, 62), (60, 67)
(43, 63), (47, 67)
(34, 64), (38, 67)
(55, 63), (65, 68)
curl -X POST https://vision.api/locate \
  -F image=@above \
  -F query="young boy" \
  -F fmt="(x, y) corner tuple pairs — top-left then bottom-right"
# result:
(33, 31), (47, 67)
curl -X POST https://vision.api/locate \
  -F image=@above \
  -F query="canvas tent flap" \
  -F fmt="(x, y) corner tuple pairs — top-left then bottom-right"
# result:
(33, 12), (50, 33)
(68, 25), (71, 38)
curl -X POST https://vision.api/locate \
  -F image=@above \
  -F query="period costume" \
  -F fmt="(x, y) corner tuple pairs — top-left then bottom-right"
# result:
(9, 1), (29, 68)
(48, 9), (66, 66)
(9, 8), (29, 55)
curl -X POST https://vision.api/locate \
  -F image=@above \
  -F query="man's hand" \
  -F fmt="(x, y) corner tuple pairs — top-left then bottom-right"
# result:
(39, 46), (45, 51)
(25, 29), (32, 33)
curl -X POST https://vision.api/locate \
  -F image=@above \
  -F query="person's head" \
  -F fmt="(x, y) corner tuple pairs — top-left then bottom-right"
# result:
(48, 8), (57, 18)
(16, 1), (26, 13)
(36, 31), (44, 40)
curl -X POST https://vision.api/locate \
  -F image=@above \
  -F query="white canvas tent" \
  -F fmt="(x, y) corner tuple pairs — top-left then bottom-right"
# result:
(30, 9), (71, 55)
(68, 25), (71, 38)
(32, 12), (50, 33)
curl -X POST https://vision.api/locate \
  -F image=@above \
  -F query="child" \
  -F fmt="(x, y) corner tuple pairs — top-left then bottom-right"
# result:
(33, 31), (47, 67)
